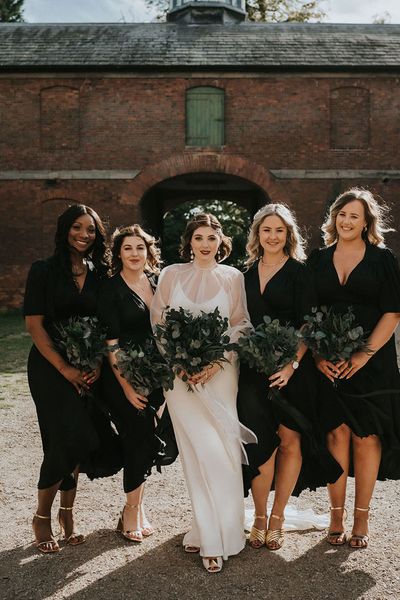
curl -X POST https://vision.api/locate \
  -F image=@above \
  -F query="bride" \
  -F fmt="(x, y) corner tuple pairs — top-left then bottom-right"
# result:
(151, 213), (256, 573)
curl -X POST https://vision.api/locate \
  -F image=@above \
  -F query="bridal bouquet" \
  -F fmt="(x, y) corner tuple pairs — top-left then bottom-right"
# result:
(154, 306), (234, 389)
(56, 316), (108, 373)
(236, 315), (300, 377)
(114, 336), (175, 397)
(300, 306), (367, 362)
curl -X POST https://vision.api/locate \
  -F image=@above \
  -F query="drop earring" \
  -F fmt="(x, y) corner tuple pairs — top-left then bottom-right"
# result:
(190, 248), (194, 261)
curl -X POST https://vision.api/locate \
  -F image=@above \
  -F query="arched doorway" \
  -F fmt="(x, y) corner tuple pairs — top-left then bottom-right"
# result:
(140, 171), (270, 265)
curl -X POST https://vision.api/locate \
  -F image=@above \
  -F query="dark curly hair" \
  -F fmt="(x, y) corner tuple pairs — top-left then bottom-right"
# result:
(180, 213), (232, 263)
(53, 204), (110, 277)
(110, 225), (161, 275)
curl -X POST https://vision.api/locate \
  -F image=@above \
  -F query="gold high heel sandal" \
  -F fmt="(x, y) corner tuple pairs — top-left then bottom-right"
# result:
(116, 503), (143, 543)
(348, 506), (370, 549)
(32, 514), (60, 554)
(326, 506), (347, 546)
(248, 515), (267, 549)
(266, 514), (285, 550)
(140, 506), (155, 537)
(58, 506), (85, 546)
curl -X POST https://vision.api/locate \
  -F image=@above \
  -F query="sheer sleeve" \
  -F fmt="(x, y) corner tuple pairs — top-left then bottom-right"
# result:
(228, 270), (252, 343)
(150, 265), (177, 328)
(23, 260), (49, 316)
(378, 248), (400, 313)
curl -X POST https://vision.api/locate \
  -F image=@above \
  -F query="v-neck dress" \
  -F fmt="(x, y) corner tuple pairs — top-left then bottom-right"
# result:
(307, 243), (400, 480)
(23, 258), (122, 491)
(98, 272), (164, 493)
(237, 258), (343, 496)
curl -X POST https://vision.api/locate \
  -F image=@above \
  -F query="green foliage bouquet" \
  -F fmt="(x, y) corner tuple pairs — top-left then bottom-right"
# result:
(154, 306), (234, 389)
(114, 336), (175, 397)
(301, 306), (367, 362)
(237, 315), (300, 377)
(56, 316), (108, 372)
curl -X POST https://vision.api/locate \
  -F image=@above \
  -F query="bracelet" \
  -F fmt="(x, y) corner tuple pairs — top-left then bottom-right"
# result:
(364, 347), (376, 357)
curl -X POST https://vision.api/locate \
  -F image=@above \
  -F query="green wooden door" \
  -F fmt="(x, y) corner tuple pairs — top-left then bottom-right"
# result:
(186, 87), (224, 147)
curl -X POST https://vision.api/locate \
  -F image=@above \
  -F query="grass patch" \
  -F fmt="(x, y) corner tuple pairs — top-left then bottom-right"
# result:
(0, 310), (31, 373)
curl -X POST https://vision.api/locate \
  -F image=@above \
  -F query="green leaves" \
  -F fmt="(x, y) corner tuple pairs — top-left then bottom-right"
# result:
(236, 317), (299, 377)
(56, 316), (108, 372)
(115, 337), (174, 396)
(301, 306), (368, 362)
(154, 306), (234, 390)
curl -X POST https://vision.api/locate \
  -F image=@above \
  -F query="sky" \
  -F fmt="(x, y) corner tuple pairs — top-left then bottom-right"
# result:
(22, 1), (400, 24)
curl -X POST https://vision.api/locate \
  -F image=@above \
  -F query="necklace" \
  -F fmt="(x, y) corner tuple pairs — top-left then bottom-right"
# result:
(260, 255), (287, 268)
(122, 272), (149, 295)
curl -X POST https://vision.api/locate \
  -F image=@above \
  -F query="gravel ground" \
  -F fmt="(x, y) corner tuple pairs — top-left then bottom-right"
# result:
(0, 343), (399, 600)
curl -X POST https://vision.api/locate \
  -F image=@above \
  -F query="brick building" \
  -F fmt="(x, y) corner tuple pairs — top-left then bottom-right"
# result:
(0, 0), (399, 307)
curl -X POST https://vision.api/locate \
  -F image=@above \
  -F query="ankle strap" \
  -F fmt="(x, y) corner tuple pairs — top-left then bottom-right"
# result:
(125, 503), (139, 509)
(270, 513), (284, 522)
(254, 514), (267, 519)
(354, 506), (370, 512)
(34, 513), (51, 520)
(330, 506), (344, 511)
(59, 506), (73, 511)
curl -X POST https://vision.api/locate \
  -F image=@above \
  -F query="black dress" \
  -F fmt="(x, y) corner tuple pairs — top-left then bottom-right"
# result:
(307, 243), (400, 480)
(237, 258), (343, 496)
(23, 258), (121, 491)
(98, 273), (164, 494)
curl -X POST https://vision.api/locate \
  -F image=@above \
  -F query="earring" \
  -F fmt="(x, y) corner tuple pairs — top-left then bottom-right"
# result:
(216, 247), (222, 262)
(190, 248), (194, 261)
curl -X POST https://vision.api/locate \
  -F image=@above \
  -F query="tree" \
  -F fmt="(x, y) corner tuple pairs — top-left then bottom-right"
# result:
(0, 0), (25, 22)
(162, 199), (251, 268)
(146, 0), (326, 22)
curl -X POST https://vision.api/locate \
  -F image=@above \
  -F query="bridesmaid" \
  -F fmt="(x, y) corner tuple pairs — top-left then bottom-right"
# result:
(98, 225), (164, 543)
(237, 203), (342, 551)
(24, 204), (119, 554)
(308, 188), (400, 549)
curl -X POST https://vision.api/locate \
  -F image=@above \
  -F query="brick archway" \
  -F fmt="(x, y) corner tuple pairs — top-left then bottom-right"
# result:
(125, 152), (280, 205)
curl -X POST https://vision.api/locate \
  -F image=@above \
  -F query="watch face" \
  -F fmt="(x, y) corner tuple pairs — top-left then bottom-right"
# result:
(292, 360), (299, 370)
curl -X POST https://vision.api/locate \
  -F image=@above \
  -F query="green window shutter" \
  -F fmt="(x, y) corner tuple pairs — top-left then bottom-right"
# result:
(186, 87), (224, 147)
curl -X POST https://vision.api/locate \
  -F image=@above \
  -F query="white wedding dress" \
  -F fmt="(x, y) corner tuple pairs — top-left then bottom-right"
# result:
(151, 262), (256, 560)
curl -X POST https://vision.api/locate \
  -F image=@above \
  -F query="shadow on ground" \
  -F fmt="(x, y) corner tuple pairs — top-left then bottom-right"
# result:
(0, 529), (376, 600)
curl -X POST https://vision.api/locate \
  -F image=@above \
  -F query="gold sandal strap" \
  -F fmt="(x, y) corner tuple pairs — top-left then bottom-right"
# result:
(354, 506), (370, 512)
(270, 514), (284, 522)
(34, 513), (51, 520)
(330, 506), (344, 511)
(266, 529), (284, 543)
(125, 503), (139, 509)
(249, 526), (266, 543)
(59, 506), (73, 511)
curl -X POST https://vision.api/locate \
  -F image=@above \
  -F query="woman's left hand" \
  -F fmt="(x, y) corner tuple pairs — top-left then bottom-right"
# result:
(269, 363), (296, 389)
(190, 363), (222, 386)
(83, 367), (101, 385)
(336, 352), (370, 379)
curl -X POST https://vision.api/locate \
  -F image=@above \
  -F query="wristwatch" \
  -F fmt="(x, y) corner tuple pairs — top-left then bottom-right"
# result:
(292, 360), (299, 370)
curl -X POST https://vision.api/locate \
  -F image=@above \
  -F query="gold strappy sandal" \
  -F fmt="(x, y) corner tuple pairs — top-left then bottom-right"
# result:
(58, 506), (85, 546)
(116, 503), (143, 543)
(248, 515), (267, 549)
(326, 506), (347, 546)
(266, 514), (285, 550)
(349, 507), (369, 549)
(32, 514), (60, 554)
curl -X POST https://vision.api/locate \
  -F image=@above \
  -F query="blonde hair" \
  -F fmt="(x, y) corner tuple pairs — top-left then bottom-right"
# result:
(322, 188), (394, 247)
(246, 203), (306, 266)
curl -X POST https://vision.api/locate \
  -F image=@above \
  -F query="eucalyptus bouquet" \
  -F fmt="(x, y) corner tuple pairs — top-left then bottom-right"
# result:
(236, 315), (300, 378)
(114, 336), (175, 398)
(154, 306), (234, 390)
(301, 306), (367, 363)
(56, 316), (108, 373)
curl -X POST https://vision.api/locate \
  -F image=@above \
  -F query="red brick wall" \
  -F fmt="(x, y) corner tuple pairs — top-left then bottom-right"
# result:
(0, 74), (399, 307)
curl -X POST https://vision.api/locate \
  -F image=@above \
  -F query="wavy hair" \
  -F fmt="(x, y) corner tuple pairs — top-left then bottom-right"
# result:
(321, 188), (394, 247)
(110, 225), (161, 275)
(53, 204), (110, 277)
(246, 203), (307, 266)
(180, 212), (232, 263)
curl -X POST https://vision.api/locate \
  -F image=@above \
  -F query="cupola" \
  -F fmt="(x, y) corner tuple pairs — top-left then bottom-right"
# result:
(167, 1), (246, 24)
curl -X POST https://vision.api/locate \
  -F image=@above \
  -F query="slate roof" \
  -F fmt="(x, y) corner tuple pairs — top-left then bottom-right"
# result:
(0, 22), (399, 71)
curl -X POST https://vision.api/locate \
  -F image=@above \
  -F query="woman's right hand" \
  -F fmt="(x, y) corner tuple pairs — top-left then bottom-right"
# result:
(60, 365), (89, 394)
(123, 386), (148, 411)
(314, 355), (340, 383)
